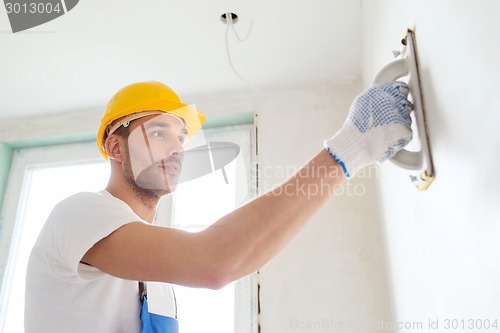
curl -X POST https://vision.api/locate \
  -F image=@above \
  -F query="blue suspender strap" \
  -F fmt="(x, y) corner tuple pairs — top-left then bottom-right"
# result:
(139, 281), (179, 333)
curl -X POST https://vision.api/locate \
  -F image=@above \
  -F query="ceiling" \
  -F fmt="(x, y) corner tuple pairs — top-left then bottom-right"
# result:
(0, 0), (361, 120)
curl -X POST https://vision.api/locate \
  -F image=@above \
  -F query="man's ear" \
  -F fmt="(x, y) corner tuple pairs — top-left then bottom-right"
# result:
(105, 135), (124, 162)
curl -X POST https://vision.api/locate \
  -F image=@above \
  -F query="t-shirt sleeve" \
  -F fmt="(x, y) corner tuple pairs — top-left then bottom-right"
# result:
(37, 191), (143, 281)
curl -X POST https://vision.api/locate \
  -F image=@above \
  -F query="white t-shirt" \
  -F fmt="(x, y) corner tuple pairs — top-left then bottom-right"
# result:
(25, 190), (176, 333)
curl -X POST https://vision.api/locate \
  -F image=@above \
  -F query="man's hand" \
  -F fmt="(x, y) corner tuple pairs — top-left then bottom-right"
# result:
(324, 81), (413, 178)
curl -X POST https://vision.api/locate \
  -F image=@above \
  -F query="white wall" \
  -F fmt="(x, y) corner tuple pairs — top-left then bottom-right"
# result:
(362, 0), (500, 330)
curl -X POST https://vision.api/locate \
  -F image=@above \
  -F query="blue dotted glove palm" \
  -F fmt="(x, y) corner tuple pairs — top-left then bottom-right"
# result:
(324, 81), (413, 178)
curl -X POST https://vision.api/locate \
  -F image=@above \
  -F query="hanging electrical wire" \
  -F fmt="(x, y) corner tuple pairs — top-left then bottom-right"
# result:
(223, 12), (262, 92)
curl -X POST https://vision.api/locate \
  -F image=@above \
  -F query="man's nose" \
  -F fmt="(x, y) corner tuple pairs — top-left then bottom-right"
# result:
(168, 140), (184, 158)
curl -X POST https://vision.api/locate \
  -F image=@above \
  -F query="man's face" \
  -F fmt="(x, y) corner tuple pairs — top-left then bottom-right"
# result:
(123, 113), (187, 196)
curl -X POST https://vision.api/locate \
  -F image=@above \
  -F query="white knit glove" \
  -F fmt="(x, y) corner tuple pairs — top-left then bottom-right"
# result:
(324, 81), (413, 178)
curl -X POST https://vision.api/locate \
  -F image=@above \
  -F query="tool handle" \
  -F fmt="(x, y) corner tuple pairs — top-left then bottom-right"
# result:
(373, 57), (424, 171)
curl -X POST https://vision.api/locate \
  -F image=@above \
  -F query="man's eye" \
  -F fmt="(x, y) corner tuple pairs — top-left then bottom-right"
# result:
(179, 136), (186, 144)
(151, 130), (166, 138)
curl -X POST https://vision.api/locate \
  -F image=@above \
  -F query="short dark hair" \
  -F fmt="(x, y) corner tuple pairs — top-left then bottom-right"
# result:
(103, 119), (134, 145)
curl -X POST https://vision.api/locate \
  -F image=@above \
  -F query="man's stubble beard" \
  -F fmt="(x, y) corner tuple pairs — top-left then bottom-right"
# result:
(122, 149), (177, 207)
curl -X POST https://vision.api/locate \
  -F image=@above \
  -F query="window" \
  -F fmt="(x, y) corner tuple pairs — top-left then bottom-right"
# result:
(0, 142), (108, 332)
(0, 124), (257, 332)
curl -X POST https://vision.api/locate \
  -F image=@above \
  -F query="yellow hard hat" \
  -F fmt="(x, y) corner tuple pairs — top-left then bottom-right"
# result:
(97, 81), (206, 160)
